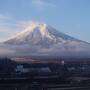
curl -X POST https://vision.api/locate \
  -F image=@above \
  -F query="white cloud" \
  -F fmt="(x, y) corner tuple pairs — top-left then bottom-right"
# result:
(32, 0), (56, 10)
(0, 14), (21, 42)
(0, 14), (12, 21)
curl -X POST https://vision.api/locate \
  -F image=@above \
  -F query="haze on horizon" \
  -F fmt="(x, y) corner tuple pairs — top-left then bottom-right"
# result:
(0, 0), (90, 43)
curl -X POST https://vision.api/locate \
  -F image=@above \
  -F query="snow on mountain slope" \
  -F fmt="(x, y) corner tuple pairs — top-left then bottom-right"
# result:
(2, 21), (90, 57)
(4, 22), (76, 44)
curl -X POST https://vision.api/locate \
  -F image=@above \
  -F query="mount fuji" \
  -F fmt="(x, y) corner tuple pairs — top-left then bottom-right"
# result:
(0, 22), (90, 57)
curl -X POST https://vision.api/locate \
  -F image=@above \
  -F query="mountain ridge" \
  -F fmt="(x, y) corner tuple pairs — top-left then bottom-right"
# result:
(1, 21), (90, 57)
(4, 22), (84, 44)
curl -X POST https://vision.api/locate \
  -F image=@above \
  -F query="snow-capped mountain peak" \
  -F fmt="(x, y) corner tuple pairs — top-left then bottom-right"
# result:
(4, 22), (76, 45)
(9, 22), (48, 39)
(22, 21), (48, 36)
(2, 21), (90, 57)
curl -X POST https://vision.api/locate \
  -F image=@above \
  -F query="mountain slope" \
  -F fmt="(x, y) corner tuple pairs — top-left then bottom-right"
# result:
(5, 22), (78, 44)
(2, 22), (90, 57)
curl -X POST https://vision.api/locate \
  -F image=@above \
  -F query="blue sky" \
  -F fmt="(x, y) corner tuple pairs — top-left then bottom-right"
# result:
(0, 0), (90, 42)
